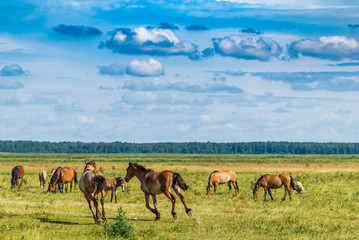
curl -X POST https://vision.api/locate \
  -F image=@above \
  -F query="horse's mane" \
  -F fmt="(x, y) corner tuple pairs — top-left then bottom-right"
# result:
(50, 167), (62, 184)
(253, 175), (265, 194)
(207, 170), (219, 190)
(11, 166), (19, 186)
(133, 163), (152, 173)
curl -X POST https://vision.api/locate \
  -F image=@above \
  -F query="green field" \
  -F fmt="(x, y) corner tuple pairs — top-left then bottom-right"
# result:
(1, 153), (359, 239)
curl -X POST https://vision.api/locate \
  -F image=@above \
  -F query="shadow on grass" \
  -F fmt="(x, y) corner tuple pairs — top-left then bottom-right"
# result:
(38, 217), (91, 225)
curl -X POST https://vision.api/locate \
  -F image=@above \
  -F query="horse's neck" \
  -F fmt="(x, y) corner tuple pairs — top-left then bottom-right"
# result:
(134, 169), (149, 182)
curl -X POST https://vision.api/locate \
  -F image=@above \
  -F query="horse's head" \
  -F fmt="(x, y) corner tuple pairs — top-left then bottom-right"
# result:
(124, 162), (136, 182)
(115, 177), (126, 192)
(294, 181), (306, 194)
(206, 184), (211, 195)
(84, 161), (96, 172)
(47, 167), (62, 193)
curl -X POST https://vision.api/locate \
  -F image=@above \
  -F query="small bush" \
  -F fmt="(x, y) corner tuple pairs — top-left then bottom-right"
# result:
(104, 207), (134, 238)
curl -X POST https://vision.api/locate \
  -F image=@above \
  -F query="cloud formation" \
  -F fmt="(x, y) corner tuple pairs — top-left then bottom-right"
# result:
(99, 26), (200, 59)
(52, 24), (102, 37)
(1, 64), (25, 76)
(122, 79), (243, 93)
(185, 24), (209, 31)
(212, 34), (282, 60)
(0, 80), (23, 89)
(288, 36), (359, 60)
(126, 58), (164, 76)
(98, 64), (126, 76)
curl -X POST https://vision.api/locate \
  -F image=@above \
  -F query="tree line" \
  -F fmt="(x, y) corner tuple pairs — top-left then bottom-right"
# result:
(0, 141), (358, 154)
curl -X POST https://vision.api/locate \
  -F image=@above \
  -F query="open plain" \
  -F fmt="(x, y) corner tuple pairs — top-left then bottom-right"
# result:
(1, 154), (359, 239)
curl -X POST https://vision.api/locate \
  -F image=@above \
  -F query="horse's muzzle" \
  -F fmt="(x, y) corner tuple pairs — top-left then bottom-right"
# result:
(124, 177), (129, 182)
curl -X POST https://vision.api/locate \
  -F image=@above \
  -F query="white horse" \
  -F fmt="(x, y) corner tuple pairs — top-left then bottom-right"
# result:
(294, 181), (306, 194)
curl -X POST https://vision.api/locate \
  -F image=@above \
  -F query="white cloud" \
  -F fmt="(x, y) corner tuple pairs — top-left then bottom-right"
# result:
(289, 36), (359, 60)
(78, 115), (95, 124)
(212, 34), (282, 60)
(126, 58), (164, 76)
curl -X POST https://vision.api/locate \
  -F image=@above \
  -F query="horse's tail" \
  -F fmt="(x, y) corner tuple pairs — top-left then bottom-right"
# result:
(290, 175), (296, 190)
(172, 173), (189, 191)
(74, 170), (78, 184)
(253, 175), (264, 195)
(93, 175), (106, 191)
(11, 167), (19, 187)
(207, 171), (219, 190)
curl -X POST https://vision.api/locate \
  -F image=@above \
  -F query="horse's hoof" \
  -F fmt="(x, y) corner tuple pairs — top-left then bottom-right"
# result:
(102, 217), (107, 221)
(155, 216), (160, 221)
(186, 209), (192, 217)
(95, 220), (101, 224)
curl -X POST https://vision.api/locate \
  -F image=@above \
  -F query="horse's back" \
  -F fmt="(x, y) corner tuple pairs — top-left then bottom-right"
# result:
(216, 171), (233, 183)
(62, 167), (75, 182)
(39, 170), (47, 180)
(79, 170), (104, 194)
(14, 166), (25, 178)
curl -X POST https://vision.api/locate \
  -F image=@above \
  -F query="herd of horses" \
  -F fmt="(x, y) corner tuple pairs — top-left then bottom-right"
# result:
(10, 162), (306, 224)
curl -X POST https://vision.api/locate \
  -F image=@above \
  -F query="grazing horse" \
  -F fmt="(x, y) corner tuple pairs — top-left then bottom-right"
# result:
(125, 162), (192, 221)
(47, 167), (78, 193)
(104, 177), (126, 203)
(79, 161), (107, 224)
(11, 165), (26, 188)
(39, 170), (47, 188)
(253, 173), (296, 201)
(206, 170), (239, 195)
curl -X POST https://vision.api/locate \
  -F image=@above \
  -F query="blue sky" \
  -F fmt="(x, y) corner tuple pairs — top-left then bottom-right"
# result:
(1, 0), (359, 142)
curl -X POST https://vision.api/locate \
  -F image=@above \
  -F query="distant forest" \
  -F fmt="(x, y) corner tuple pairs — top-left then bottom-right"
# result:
(0, 141), (359, 154)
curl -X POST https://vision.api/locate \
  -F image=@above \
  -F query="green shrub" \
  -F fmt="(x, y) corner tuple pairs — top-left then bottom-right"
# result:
(104, 207), (134, 238)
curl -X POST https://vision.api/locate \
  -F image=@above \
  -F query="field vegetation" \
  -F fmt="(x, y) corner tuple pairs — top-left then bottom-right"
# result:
(0, 153), (359, 239)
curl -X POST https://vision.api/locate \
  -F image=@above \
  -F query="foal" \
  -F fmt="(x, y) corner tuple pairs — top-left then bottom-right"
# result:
(39, 170), (47, 188)
(125, 162), (192, 221)
(104, 177), (126, 203)
(253, 173), (296, 201)
(11, 165), (26, 188)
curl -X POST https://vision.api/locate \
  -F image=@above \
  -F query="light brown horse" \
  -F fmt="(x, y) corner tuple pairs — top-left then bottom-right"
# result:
(253, 173), (296, 201)
(79, 161), (107, 224)
(47, 167), (78, 193)
(125, 162), (192, 221)
(39, 170), (47, 188)
(206, 170), (239, 195)
(11, 165), (26, 188)
(104, 177), (126, 203)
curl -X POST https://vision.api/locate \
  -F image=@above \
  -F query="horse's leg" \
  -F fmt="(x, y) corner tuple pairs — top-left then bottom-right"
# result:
(282, 186), (287, 201)
(284, 184), (292, 201)
(85, 195), (100, 224)
(90, 194), (100, 220)
(152, 195), (160, 220)
(111, 190), (114, 203)
(213, 182), (218, 195)
(227, 182), (232, 195)
(162, 190), (177, 220)
(70, 181), (73, 193)
(65, 183), (68, 193)
(173, 187), (192, 217)
(264, 187), (268, 201)
(233, 181), (239, 193)
(145, 193), (158, 220)
(268, 189), (274, 200)
(115, 188), (118, 203)
(100, 191), (106, 220)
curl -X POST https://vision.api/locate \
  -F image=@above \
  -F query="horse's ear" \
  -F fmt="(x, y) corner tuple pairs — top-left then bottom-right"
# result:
(129, 162), (133, 166)
(84, 161), (87, 165)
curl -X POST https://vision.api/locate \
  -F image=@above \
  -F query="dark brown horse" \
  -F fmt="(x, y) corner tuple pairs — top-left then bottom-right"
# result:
(253, 173), (296, 201)
(79, 161), (107, 224)
(125, 162), (192, 221)
(47, 167), (78, 193)
(206, 170), (239, 195)
(11, 165), (26, 188)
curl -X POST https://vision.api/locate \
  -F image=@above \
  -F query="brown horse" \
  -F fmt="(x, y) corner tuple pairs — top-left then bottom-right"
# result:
(39, 170), (47, 188)
(104, 177), (126, 203)
(79, 161), (107, 224)
(11, 165), (26, 188)
(125, 162), (192, 221)
(47, 167), (78, 193)
(253, 173), (296, 201)
(206, 170), (239, 195)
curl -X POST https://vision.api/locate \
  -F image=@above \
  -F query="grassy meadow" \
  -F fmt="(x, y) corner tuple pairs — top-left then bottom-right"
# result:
(1, 153), (359, 239)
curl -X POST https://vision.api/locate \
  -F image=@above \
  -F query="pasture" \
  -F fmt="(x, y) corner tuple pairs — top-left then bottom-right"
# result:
(1, 154), (359, 239)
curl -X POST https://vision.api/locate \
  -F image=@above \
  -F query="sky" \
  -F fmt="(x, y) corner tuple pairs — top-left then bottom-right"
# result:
(1, 0), (359, 143)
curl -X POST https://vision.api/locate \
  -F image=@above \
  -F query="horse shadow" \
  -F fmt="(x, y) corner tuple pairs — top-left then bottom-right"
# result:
(38, 218), (89, 225)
